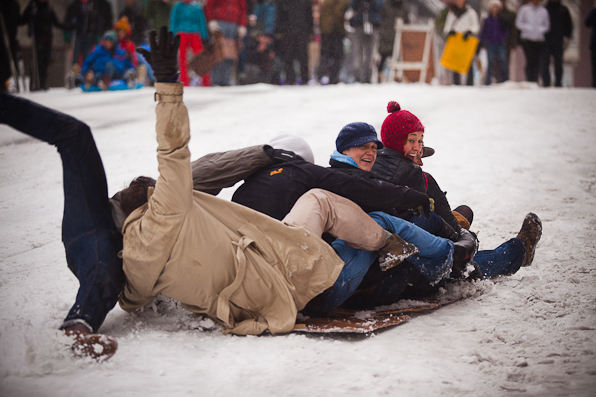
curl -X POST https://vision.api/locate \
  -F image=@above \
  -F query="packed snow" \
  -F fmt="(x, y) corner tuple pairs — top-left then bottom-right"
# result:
(1, 82), (595, 396)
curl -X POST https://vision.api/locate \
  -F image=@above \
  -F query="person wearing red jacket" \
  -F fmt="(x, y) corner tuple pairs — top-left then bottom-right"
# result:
(204, 0), (248, 85)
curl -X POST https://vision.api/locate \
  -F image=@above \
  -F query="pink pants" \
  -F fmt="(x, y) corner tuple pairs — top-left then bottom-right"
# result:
(178, 32), (210, 87)
(282, 189), (387, 252)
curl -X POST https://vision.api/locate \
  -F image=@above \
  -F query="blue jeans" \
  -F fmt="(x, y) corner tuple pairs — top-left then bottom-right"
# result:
(485, 43), (508, 85)
(302, 211), (454, 316)
(211, 21), (238, 86)
(0, 93), (124, 332)
(475, 237), (525, 277)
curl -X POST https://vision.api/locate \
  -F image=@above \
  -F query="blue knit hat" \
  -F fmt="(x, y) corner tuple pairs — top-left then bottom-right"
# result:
(336, 122), (384, 153)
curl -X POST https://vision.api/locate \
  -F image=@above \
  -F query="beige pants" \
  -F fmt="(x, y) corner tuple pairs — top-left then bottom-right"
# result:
(282, 189), (386, 252)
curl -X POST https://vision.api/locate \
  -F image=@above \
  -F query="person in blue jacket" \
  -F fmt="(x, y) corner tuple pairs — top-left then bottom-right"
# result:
(169, 0), (209, 86)
(81, 30), (136, 90)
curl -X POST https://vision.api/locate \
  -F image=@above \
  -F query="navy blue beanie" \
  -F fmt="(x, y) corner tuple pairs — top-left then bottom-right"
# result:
(336, 122), (384, 153)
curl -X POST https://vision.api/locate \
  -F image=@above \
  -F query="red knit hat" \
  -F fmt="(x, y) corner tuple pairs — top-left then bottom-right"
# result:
(380, 101), (425, 155)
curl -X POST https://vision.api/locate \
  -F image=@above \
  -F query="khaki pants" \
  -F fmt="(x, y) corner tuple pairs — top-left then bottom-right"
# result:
(282, 189), (386, 252)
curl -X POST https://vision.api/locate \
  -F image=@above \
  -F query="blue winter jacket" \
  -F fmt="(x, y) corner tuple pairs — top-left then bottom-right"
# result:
(253, 2), (276, 35)
(82, 44), (133, 75)
(169, 1), (209, 38)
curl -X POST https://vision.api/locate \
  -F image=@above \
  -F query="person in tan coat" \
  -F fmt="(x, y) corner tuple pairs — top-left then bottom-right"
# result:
(118, 28), (435, 336)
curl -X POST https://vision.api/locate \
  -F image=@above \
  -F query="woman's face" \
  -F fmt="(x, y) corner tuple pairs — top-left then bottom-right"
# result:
(343, 142), (378, 172)
(403, 131), (424, 162)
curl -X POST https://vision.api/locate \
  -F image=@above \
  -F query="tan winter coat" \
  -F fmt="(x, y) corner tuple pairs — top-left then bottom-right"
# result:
(118, 83), (344, 335)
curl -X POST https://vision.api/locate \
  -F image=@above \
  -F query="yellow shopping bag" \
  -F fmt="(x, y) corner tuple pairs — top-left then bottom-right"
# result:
(440, 32), (479, 75)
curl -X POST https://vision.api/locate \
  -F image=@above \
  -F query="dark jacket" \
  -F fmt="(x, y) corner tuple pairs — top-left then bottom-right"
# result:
(378, 0), (410, 56)
(119, 2), (147, 45)
(275, 0), (314, 37)
(232, 154), (428, 221)
(545, 0), (573, 42)
(372, 147), (460, 231)
(19, 0), (65, 42)
(350, 0), (384, 28)
(64, 0), (113, 40)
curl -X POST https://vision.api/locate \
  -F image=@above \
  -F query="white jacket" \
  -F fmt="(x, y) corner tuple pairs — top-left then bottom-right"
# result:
(515, 3), (550, 42)
(443, 6), (480, 36)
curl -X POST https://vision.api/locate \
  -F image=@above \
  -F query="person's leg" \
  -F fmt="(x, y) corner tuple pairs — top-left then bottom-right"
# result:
(0, 93), (124, 333)
(329, 33), (344, 84)
(485, 44), (495, 85)
(592, 44), (596, 88)
(475, 238), (525, 277)
(541, 41), (552, 86)
(351, 27), (364, 82)
(178, 33), (191, 86)
(553, 40), (564, 87)
(282, 189), (387, 251)
(497, 43), (508, 82)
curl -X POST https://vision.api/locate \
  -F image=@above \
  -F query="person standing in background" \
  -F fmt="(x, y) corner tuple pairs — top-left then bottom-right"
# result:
(275, 0), (314, 85)
(499, 0), (519, 71)
(119, 0), (148, 46)
(586, 8), (596, 88)
(318, 0), (350, 85)
(0, 0), (20, 91)
(204, 0), (247, 86)
(443, 0), (480, 86)
(377, 0), (410, 83)
(170, 0), (209, 86)
(515, 0), (549, 83)
(541, 0), (572, 87)
(349, 0), (383, 84)
(479, 0), (509, 84)
(145, 0), (174, 33)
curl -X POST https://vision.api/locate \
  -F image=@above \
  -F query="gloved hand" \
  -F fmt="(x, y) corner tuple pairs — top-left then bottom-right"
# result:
(463, 31), (473, 41)
(408, 192), (432, 219)
(136, 26), (180, 82)
(237, 25), (247, 39)
(447, 30), (456, 38)
(208, 20), (221, 33)
(264, 146), (302, 162)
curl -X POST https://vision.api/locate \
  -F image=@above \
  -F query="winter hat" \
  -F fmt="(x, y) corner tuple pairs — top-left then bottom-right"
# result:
(102, 30), (118, 45)
(380, 101), (425, 155)
(335, 122), (384, 153)
(113, 16), (132, 36)
(269, 133), (315, 163)
(488, 0), (502, 10)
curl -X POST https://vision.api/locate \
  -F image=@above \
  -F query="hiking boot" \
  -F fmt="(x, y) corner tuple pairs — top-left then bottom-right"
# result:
(124, 69), (137, 89)
(516, 212), (542, 267)
(64, 322), (118, 361)
(378, 232), (419, 271)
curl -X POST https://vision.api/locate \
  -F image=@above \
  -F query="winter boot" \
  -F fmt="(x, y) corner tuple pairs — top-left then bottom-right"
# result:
(451, 228), (482, 279)
(124, 69), (137, 89)
(64, 322), (118, 361)
(136, 64), (147, 86)
(378, 231), (419, 271)
(516, 212), (542, 267)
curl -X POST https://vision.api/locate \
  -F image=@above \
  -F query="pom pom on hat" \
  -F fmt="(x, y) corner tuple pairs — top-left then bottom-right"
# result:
(380, 101), (425, 155)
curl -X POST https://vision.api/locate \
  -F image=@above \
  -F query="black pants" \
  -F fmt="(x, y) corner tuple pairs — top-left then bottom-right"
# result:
(541, 39), (564, 87)
(521, 39), (545, 83)
(319, 33), (344, 84)
(591, 44), (596, 88)
(278, 34), (309, 85)
(35, 38), (53, 90)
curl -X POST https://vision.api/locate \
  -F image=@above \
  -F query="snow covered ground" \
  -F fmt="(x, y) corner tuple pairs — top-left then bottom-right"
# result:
(1, 82), (595, 397)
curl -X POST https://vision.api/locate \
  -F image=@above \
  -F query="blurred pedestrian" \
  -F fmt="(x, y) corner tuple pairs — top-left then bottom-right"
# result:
(145, 0), (174, 33)
(349, 0), (383, 84)
(119, 0), (148, 46)
(586, 8), (596, 88)
(204, 0), (248, 86)
(63, 0), (113, 68)
(515, 0), (549, 83)
(170, 0), (209, 86)
(0, 0), (20, 91)
(275, 0), (314, 85)
(499, 0), (519, 70)
(443, 0), (480, 86)
(377, 0), (410, 83)
(479, 0), (509, 84)
(541, 0), (572, 87)
(318, 0), (349, 85)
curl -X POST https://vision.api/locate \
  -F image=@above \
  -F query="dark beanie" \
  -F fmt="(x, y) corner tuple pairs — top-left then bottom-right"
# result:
(380, 101), (425, 155)
(336, 122), (384, 153)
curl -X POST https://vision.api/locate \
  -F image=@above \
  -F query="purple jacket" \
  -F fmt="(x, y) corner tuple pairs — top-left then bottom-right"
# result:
(480, 16), (509, 45)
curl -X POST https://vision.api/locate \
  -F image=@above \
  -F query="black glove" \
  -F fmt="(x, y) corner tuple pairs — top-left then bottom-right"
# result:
(136, 26), (180, 82)
(408, 192), (432, 219)
(447, 30), (456, 38)
(463, 31), (473, 41)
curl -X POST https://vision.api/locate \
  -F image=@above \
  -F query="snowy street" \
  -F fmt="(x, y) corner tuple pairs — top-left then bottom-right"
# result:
(1, 82), (595, 396)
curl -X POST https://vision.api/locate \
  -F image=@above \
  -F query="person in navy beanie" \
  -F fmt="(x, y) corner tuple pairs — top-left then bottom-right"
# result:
(336, 122), (383, 153)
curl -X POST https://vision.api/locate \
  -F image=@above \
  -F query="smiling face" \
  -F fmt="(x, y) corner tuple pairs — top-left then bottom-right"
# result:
(342, 142), (378, 172)
(402, 131), (424, 162)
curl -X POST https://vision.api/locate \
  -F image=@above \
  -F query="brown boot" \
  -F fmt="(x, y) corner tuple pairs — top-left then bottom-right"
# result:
(64, 323), (118, 361)
(516, 212), (542, 267)
(378, 232), (419, 271)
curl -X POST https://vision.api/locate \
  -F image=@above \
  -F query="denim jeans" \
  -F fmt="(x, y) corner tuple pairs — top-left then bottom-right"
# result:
(303, 211), (454, 316)
(0, 93), (124, 332)
(485, 43), (508, 84)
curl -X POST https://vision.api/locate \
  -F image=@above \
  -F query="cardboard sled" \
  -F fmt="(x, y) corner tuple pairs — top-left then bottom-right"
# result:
(440, 32), (479, 75)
